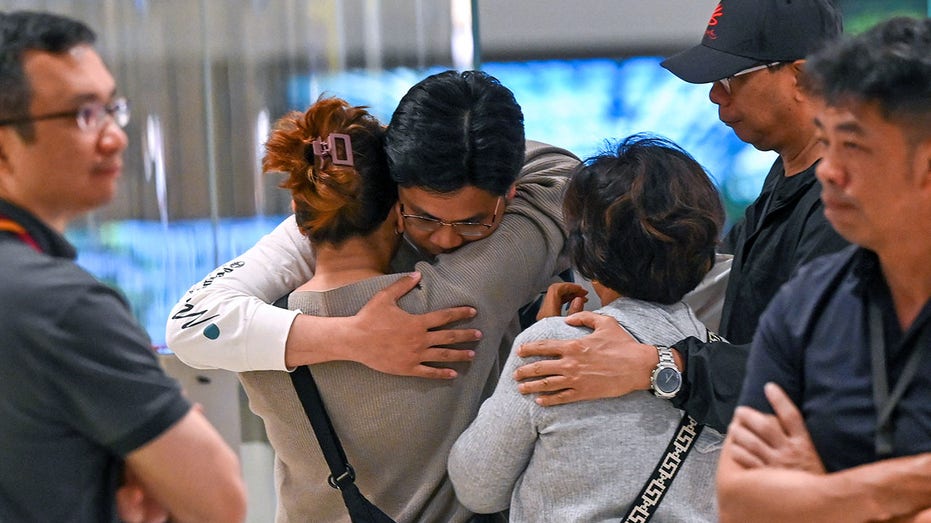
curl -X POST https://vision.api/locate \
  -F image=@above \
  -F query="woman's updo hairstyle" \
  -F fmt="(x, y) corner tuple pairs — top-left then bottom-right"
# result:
(263, 97), (393, 245)
(565, 134), (724, 304)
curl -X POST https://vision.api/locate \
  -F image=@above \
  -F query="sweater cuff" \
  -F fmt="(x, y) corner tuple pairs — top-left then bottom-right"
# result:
(244, 305), (301, 371)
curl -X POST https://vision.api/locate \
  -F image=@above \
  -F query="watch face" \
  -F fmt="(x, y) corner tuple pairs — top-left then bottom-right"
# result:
(655, 367), (682, 393)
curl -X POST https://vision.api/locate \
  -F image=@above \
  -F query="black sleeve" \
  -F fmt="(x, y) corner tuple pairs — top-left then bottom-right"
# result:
(669, 336), (750, 433)
(792, 200), (850, 273)
(720, 219), (743, 255)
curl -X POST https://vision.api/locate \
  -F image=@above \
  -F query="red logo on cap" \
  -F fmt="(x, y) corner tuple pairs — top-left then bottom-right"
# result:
(705, 3), (724, 39)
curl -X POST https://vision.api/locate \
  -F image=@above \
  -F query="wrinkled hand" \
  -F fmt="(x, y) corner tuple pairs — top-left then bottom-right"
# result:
(329, 271), (481, 379)
(116, 465), (169, 523)
(726, 382), (825, 474)
(513, 311), (655, 406)
(536, 282), (589, 321)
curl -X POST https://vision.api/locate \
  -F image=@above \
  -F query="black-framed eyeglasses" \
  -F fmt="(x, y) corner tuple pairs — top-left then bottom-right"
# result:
(717, 62), (783, 94)
(400, 197), (503, 238)
(0, 97), (130, 133)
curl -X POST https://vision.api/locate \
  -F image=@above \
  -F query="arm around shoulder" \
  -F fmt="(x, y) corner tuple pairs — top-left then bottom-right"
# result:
(166, 215), (312, 372)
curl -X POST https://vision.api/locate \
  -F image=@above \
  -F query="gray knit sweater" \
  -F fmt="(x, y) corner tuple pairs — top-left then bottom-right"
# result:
(448, 298), (724, 522)
(240, 141), (578, 522)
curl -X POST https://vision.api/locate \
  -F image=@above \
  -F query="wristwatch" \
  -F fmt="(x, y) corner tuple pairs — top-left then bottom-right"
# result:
(650, 345), (682, 399)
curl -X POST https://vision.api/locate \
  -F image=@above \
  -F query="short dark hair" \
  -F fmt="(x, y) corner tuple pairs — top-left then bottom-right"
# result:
(264, 97), (393, 245)
(803, 16), (931, 142)
(565, 134), (724, 304)
(0, 11), (96, 141)
(385, 70), (525, 196)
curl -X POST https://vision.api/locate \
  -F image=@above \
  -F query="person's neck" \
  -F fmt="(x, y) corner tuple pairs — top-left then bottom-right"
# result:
(592, 281), (621, 306)
(298, 237), (392, 292)
(778, 131), (823, 177)
(0, 192), (70, 233)
(877, 244), (931, 331)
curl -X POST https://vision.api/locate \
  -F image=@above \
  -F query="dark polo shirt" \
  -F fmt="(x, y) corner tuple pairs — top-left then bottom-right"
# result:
(740, 246), (931, 472)
(0, 198), (190, 522)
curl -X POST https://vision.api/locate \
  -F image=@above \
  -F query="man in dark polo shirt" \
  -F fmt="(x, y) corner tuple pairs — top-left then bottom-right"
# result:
(718, 16), (931, 521)
(0, 11), (245, 522)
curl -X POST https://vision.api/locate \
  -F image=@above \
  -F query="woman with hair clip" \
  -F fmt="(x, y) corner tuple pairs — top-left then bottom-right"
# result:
(238, 98), (491, 522)
(448, 134), (726, 522)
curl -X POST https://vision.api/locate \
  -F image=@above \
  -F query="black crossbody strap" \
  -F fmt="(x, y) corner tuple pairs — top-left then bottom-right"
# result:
(289, 365), (397, 523)
(290, 365), (356, 487)
(621, 413), (703, 523)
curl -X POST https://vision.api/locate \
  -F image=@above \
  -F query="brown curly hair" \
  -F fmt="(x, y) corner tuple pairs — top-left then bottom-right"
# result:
(264, 97), (393, 245)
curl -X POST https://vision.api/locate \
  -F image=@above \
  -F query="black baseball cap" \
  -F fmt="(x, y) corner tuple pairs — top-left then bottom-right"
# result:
(661, 0), (843, 84)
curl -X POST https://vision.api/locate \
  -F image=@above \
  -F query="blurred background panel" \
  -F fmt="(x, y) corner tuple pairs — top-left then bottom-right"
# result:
(1, 0), (926, 348)
(4, 2), (927, 520)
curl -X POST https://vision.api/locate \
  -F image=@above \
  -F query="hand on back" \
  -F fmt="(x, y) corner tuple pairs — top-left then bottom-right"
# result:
(513, 311), (655, 406)
(339, 272), (482, 379)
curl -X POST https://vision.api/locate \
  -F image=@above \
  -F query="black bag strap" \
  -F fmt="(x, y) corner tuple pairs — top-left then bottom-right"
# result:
(290, 365), (396, 523)
(290, 366), (355, 487)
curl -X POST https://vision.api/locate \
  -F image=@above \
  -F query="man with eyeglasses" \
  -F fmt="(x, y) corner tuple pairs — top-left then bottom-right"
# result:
(0, 10), (245, 522)
(166, 70), (576, 522)
(511, 0), (850, 435)
(718, 16), (931, 520)
(167, 69), (577, 382)
(398, 197), (502, 245)
(0, 97), (129, 132)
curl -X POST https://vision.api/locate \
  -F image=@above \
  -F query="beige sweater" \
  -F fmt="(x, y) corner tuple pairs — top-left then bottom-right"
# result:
(240, 142), (578, 522)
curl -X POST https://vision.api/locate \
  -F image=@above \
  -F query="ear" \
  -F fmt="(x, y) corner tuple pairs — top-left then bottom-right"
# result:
(0, 129), (13, 175)
(915, 138), (931, 189)
(394, 201), (405, 234)
(789, 59), (808, 102)
(506, 183), (518, 201)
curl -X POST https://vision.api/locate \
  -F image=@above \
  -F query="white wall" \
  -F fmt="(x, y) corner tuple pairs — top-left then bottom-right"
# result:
(478, 0), (720, 59)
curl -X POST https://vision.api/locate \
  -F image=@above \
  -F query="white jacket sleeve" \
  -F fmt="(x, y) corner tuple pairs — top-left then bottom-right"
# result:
(165, 141), (578, 373)
(165, 215), (315, 371)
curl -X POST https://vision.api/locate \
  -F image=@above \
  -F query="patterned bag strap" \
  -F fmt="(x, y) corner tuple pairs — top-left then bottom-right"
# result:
(620, 325), (714, 522)
(621, 413), (704, 523)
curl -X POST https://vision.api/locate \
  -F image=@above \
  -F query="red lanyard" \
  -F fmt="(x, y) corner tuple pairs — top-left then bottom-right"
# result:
(0, 215), (41, 252)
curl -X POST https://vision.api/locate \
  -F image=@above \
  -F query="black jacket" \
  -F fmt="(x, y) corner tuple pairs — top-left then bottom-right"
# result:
(672, 158), (850, 432)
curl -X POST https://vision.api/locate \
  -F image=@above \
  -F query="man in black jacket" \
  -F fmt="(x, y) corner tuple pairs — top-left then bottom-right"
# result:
(718, 17), (931, 519)
(513, 0), (849, 432)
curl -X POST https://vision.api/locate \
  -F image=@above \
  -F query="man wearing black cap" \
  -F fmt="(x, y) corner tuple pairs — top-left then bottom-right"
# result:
(513, 0), (849, 434)
(717, 16), (931, 520)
